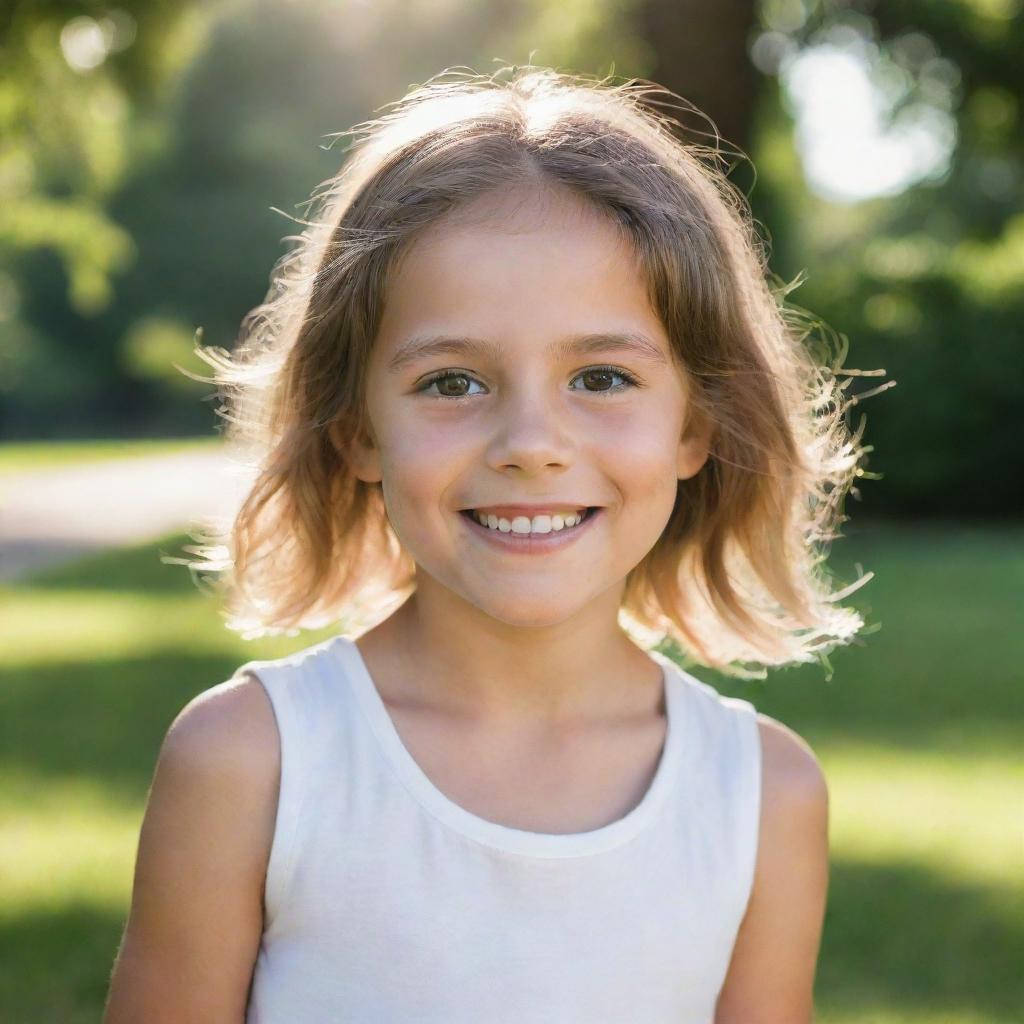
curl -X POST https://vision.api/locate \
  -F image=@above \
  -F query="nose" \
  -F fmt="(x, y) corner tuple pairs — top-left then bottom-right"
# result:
(484, 384), (575, 475)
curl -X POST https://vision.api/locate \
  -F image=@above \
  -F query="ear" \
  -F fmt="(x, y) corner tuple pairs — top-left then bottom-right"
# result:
(329, 419), (383, 484)
(677, 407), (713, 481)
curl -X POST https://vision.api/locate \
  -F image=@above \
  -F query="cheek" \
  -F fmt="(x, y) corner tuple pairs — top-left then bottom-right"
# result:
(590, 406), (682, 481)
(376, 417), (470, 512)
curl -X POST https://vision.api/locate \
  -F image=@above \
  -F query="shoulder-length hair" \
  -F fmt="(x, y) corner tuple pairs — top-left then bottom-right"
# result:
(183, 65), (889, 678)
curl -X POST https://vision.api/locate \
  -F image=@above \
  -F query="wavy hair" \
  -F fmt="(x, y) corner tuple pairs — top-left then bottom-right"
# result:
(180, 65), (892, 678)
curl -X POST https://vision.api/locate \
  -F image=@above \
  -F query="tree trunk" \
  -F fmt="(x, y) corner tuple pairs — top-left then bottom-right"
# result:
(635, 0), (759, 158)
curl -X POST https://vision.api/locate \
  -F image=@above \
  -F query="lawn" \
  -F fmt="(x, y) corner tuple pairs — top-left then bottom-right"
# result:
(1, 521), (1020, 1022)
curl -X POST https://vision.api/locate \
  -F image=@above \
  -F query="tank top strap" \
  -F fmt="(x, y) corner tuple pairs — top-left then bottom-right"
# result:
(665, 661), (763, 924)
(230, 634), (357, 931)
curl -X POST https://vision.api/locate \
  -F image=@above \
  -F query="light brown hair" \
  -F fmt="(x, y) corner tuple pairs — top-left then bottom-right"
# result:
(182, 65), (890, 678)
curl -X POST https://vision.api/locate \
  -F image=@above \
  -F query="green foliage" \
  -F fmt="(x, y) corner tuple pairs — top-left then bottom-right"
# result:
(0, 2), (210, 311)
(0, 194), (135, 313)
(120, 316), (207, 393)
(3, 0), (1021, 515)
(748, 0), (1024, 516)
(0, 1), (216, 438)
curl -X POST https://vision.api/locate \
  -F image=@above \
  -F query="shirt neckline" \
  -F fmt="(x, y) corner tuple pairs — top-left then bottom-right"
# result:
(332, 635), (688, 858)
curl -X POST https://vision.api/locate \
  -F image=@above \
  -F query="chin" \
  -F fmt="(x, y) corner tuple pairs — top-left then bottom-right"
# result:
(468, 591), (591, 629)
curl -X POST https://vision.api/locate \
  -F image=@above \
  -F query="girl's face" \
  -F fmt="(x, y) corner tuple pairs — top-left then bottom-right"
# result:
(345, 187), (710, 629)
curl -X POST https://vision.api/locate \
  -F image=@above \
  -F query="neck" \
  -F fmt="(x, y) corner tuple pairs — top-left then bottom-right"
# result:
(358, 587), (664, 731)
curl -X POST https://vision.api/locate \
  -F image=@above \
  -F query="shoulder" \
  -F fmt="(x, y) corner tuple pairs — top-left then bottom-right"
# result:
(754, 713), (829, 867)
(755, 713), (829, 811)
(676, 672), (827, 811)
(152, 675), (283, 924)
(162, 673), (281, 813)
(158, 672), (282, 869)
(103, 676), (281, 1020)
(751, 712), (830, 932)
(167, 672), (280, 776)
(713, 714), (829, 1022)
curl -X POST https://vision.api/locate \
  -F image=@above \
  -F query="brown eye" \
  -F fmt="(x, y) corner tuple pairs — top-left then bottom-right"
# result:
(580, 369), (616, 391)
(570, 366), (640, 394)
(436, 373), (471, 397)
(417, 371), (484, 399)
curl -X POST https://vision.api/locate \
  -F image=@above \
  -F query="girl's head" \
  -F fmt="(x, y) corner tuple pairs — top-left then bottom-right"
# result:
(192, 66), (877, 676)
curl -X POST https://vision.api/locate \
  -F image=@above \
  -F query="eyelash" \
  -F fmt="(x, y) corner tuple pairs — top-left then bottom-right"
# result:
(415, 365), (643, 400)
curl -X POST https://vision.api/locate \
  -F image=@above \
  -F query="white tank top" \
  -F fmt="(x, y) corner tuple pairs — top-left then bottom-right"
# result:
(232, 633), (761, 1023)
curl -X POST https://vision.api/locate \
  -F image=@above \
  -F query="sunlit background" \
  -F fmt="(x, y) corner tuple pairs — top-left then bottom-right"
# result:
(1, 1), (1021, 1021)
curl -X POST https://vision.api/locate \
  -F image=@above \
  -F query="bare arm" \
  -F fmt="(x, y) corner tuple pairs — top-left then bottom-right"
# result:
(715, 715), (830, 1024)
(103, 676), (280, 1024)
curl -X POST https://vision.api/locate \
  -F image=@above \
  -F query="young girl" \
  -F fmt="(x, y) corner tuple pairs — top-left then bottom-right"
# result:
(105, 66), (881, 1023)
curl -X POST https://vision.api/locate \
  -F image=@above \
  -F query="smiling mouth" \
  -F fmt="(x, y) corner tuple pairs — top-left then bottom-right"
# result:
(459, 507), (599, 536)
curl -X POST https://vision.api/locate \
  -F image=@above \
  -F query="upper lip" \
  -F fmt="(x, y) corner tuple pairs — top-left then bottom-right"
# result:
(462, 503), (598, 517)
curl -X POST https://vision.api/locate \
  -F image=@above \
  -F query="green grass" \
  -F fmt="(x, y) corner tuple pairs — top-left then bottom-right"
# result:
(0, 436), (223, 475)
(1, 523), (1021, 1022)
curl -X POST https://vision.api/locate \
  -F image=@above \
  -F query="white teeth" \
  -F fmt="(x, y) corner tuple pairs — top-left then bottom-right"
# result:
(471, 509), (589, 534)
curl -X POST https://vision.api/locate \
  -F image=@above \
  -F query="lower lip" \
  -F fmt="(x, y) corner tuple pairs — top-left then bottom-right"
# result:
(459, 508), (602, 554)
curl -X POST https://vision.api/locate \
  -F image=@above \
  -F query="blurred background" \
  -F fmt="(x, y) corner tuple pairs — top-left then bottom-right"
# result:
(1, 1), (1020, 1021)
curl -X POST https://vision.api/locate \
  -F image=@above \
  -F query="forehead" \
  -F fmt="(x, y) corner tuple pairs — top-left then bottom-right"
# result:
(392, 185), (639, 287)
(376, 186), (664, 352)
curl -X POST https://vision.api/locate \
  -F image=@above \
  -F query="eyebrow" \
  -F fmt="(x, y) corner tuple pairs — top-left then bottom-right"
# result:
(385, 331), (670, 374)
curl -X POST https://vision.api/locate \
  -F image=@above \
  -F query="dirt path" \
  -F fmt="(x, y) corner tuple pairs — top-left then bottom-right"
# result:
(0, 448), (253, 582)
